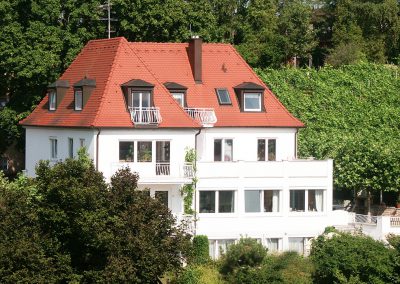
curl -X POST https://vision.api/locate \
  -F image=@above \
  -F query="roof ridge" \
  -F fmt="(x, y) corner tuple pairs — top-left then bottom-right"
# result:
(92, 37), (126, 126)
(124, 40), (201, 127)
(229, 45), (304, 127)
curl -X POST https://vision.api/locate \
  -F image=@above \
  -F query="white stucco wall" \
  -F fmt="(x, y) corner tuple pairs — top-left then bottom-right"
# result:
(24, 126), (96, 177)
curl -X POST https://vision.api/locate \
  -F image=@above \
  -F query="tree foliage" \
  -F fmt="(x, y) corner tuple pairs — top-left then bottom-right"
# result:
(0, 157), (191, 282)
(311, 232), (399, 284)
(258, 63), (400, 195)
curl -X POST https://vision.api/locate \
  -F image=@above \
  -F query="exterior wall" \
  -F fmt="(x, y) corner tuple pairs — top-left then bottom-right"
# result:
(24, 127), (96, 177)
(196, 127), (297, 162)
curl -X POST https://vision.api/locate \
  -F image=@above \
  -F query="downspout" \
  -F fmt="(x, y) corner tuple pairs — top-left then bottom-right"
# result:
(193, 128), (202, 234)
(295, 128), (299, 159)
(95, 128), (101, 171)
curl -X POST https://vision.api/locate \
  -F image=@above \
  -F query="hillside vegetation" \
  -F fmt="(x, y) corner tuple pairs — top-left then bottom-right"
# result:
(257, 63), (400, 195)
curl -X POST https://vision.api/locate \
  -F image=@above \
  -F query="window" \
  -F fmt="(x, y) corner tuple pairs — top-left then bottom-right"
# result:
(216, 88), (231, 105)
(49, 90), (56, 110)
(156, 141), (170, 175)
(245, 190), (280, 213)
(132, 91), (151, 108)
(244, 93), (261, 111)
(119, 141), (134, 162)
(214, 139), (233, 161)
(155, 191), (168, 207)
(257, 139), (276, 161)
(74, 89), (83, 110)
(50, 138), (58, 159)
(209, 239), (236, 259)
(289, 237), (305, 255)
(266, 238), (280, 252)
(80, 138), (85, 148)
(137, 141), (152, 162)
(290, 189), (324, 212)
(199, 190), (235, 213)
(1, 157), (8, 171)
(172, 92), (184, 107)
(68, 138), (73, 158)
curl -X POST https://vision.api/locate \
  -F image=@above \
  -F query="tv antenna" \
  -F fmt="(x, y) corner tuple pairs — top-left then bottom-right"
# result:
(99, 0), (117, 38)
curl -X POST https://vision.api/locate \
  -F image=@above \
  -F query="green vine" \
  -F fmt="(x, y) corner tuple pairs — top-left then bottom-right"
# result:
(181, 148), (197, 215)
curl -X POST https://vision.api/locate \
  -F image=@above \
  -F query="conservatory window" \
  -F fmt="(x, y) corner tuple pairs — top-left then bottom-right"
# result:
(200, 190), (235, 213)
(137, 141), (152, 162)
(214, 139), (233, 161)
(245, 190), (280, 213)
(119, 141), (134, 162)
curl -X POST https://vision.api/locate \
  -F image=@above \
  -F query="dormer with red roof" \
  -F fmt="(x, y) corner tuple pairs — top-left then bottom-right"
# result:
(22, 37), (335, 258)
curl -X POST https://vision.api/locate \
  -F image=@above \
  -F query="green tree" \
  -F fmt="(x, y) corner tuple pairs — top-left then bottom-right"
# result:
(311, 232), (398, 284)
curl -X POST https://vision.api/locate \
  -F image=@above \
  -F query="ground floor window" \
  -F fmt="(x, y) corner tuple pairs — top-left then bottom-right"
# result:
(288, 237), (309, 255)
(209, 239), (235, 259)
(199, 190), (235, 213)
(119, 141), (134, 162)
(50, 138), (58, 159)
(245, 190), (280, 213)
(265, 238), (280, 252)
(155, 191), (168, 207)
(290, 189), (324, 212)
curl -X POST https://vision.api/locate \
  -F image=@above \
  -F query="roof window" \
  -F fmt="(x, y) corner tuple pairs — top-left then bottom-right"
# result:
(47, 80), (69, 111)
(73, 77), (96, 111)
(216, 88), (231, 105)
(234, 82), (265, 112)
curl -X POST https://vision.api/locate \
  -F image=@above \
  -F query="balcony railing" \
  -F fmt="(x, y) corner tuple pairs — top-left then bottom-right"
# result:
(391, 217), (400, 227)
(129, 107), (162, 125)
(156, 163), (170, 175)
(350, 213), (377, 225)
(184, 108), (217, 127)
(183, 163), (194, 178)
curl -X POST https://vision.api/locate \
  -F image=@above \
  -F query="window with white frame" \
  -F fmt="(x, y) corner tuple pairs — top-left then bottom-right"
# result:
(244, 92), (261, 111)
(50, 138), (58, 159)
(214, 139), (233, 161)
(74, 89), (83, 110)
(265, 238), (280, 252)
(257, 139), (276, 161)
(79, 138), (85, 148)
(290, 189), (324, 212)
(49, 90), (56, 110)
(68, 138), (73, 158)
(119, 141), (134, 162)
(288, 237), (309, 255)
(137, 141), (152, 162)
(132, 91), (151, 108)
(209, 239), (236, 259)
(199, 190), (235, 213)
(245, 190), (280, 213)
(172, 92), (184, 107)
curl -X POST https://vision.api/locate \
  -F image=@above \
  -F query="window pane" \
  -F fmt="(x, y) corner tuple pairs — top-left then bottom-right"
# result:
(264, 190), (279, 212)
(200, 191), (215, 213)
(245, 190), (261, 212)
(224, 139), (233, 161)
(219, 191), (234, 213)
(119, 142), (134, 162)
(289, 238), (304, 254)
(155, 191), (168, 207)
(49, 91), (56, 110)
(209, 240), (216, 260)
(244, 93), (261, 111)
(216, 89), (231, 105)
(290, 190), (305, 212)
(214, 139), (222, 161)
(218, 239), (235, 257)
(132, 92), (140, 108)
(75, 90), (82, 110)
(309, 190), (323, 212)
(156, 141), (170, 162)
(172, 93), (184, 107)
(257, 139), (265, 161)
(266, 238), (279, 252)
(50, 139), (57, 159)
(68, 138), (73, 159)
(268, 139), (276, 161)
(142, 92), (151, 107)
(138, 141), (152, 162)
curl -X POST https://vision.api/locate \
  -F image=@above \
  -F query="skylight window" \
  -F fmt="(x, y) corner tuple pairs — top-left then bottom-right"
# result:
(216, 88), (231, 105)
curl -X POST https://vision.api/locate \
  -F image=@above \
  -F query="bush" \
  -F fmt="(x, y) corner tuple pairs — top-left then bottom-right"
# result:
(174, 264), (224, 284)
(220, 238), (267, 275)
(190, 235), (210, 265)
(310, 232), (398, 284)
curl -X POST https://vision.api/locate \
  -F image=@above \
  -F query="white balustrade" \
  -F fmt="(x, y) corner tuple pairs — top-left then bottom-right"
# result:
(129, 107), (162, 125)
(184, 108), (217, 126)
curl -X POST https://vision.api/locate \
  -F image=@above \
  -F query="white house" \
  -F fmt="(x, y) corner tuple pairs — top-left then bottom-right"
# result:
(21, 36), (354, 258)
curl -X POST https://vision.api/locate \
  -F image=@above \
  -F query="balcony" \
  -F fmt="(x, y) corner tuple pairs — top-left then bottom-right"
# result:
(111, 162), (193, 184)
(184, 108), (217, 127)
(129, 107), (162, 125)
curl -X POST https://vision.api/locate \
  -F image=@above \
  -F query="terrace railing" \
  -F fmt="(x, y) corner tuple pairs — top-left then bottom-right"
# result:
(129, 107), (162, 125)
(184, 108), (217, 127)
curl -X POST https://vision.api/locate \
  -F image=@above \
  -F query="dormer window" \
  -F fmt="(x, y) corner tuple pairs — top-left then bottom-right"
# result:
(132, 91), (151, 108)
(244, 93), (261, 111)
(234, 82), (265, 112)
(49, 90), (56, 111)
(216, 88), (231, 105)
(74, 89), (83, 110)
(163, 82), (187, 108)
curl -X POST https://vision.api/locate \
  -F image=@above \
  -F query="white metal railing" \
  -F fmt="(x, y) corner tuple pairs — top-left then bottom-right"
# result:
(391, 217), (400, 227)
(129, 107), (162, 125)
(351, 214), (377, 225)
(184, 108), (217, 126)
(183, 163), (194, 178)
(156, 163), (170, 176)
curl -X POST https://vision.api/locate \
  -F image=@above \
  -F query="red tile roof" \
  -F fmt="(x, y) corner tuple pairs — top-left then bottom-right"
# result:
(20, 37), (304, 128)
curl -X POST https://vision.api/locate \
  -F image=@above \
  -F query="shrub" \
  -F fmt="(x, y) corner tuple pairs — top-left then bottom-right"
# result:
(190, 235), (210, 265)
(174, 264), (224, 284)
